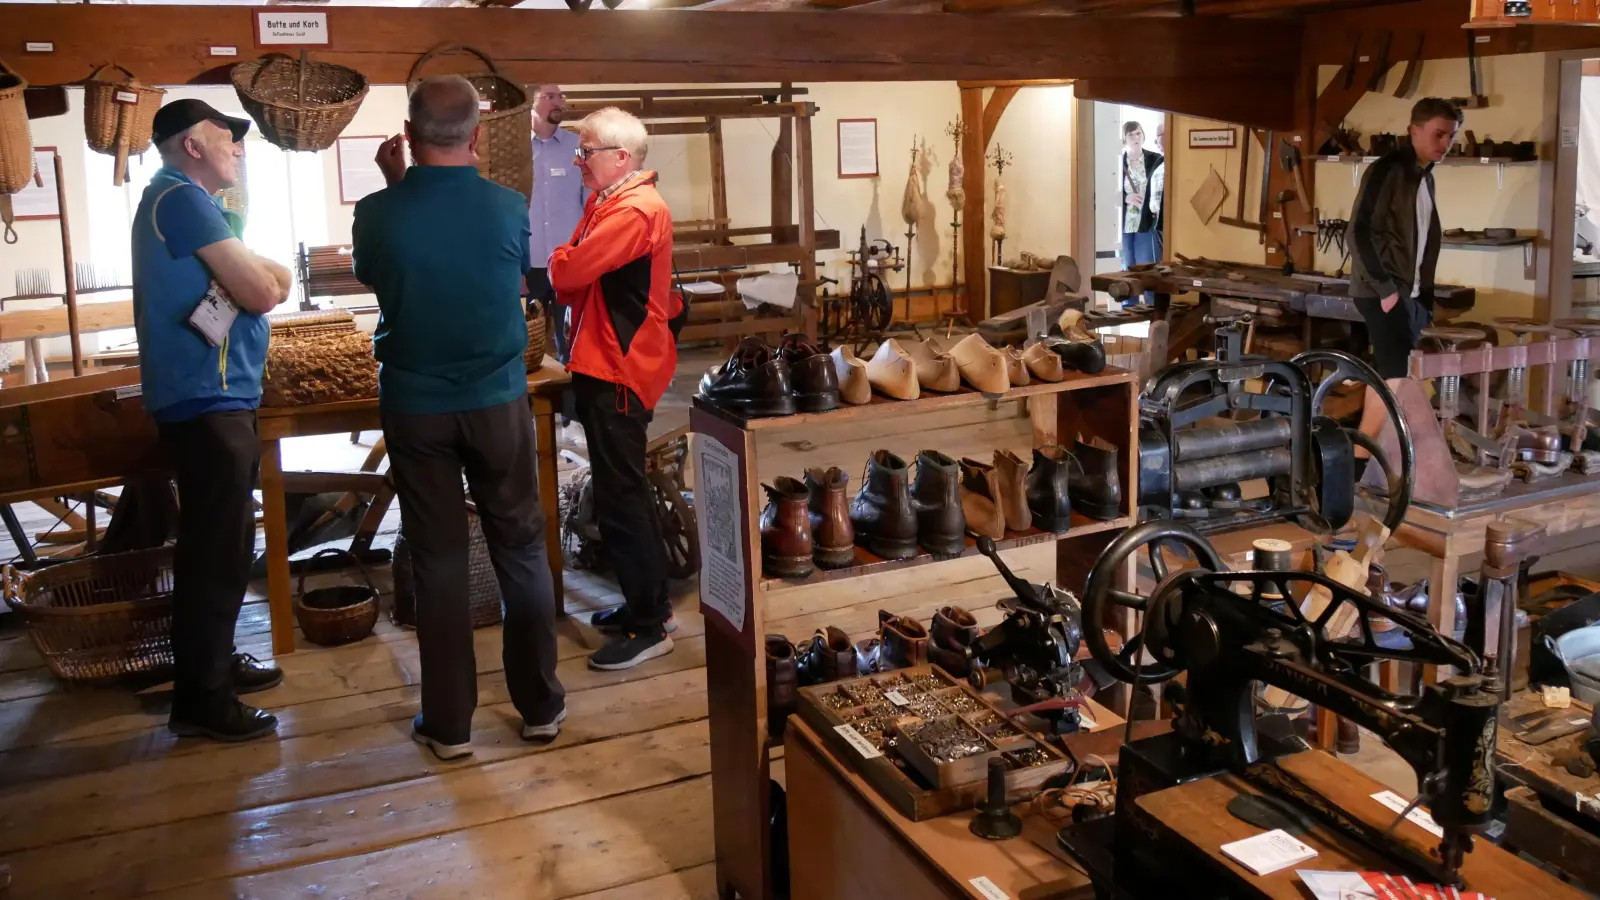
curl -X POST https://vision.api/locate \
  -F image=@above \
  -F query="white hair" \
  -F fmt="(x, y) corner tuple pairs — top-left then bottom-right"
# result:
(409, 75), (480, 148)
(157, 121), (211, 163)
(579, 106), (649, 165)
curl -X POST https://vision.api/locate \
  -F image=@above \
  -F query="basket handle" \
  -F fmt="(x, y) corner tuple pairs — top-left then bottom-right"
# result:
(86, 62), (136, 85)
(1, 565), (25, 611)
(408, 43), (505, 83)
(297, 49), (309, 107)
(0, 58), (28, 90)
(296, 547), (376, 597)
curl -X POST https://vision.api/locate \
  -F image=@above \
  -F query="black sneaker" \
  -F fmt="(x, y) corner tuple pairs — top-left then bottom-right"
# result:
(590, 607), (678, 635)
(169, 699), (279, 743)
(232, 652), (284, 695)
(588, 630), (675, 671)
(411, 712), (473, 761)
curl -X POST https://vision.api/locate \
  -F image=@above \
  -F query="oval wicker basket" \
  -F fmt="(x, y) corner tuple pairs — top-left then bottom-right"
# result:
(390, 507), (503, 629)
(2, 548), (175, 683)
(0, 58), (34, 195)
(232, 50), (368, 152)
(408, 44), (532, 200)
(294, 548), (379, 647)
(83, 63), (167, 186)
(525, 307), (548, 371)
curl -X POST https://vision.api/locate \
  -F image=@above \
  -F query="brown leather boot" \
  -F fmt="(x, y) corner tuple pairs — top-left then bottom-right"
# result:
(913, 450), (967, 556)
(958, 456), (1006, 540)
(766, 635), (798, 738)
(929, 605), (980, 677)
(760, 476), (814, 578)
(799, 625), (858, 683)
(992, 450), (1031, 533)
(879, 610), (929, 669)
(805, 467), (855, 570)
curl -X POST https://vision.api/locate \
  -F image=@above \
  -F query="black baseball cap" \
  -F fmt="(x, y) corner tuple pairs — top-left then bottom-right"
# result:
(151, 98), (252, 146)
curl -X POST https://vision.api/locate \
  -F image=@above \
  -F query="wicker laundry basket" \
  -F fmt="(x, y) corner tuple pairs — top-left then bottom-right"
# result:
(82, 63), (166, 186)
(390, 507), (503, 629)
(2, 548), (175, 683)
(0, 58), (33, 195)
(232, 50), (368, 152)
(408, 44), (532, 200)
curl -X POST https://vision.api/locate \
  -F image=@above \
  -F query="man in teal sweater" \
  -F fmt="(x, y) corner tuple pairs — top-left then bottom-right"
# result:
(353, 75), (565, 760)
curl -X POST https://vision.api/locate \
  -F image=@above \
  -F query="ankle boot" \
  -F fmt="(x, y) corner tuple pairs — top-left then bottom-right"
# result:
(805, 467), (856, 569)
(1044, 309), (1107, 375)
(1069, 435), (1122, 520)
(760, 476), (814, 578)
(799, 625), (858, 683)
(912, 449), (966, 555)
(855, 637), (884, 675)
(993, 450), (1031, 533)
(958, 457), (1006, 540)
(1026, 445), (1074, 531)
(766, 635), (798, 738)
(850, 450), (919, 560)
(929, 605), (980, 677)
(880, 609), (929, 669)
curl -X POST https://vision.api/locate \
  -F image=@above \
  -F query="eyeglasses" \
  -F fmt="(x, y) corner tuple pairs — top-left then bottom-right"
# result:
(575, 145), (621, 161)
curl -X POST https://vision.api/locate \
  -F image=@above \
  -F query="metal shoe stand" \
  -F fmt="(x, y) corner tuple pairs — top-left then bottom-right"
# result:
(689, 369), (1142, 900)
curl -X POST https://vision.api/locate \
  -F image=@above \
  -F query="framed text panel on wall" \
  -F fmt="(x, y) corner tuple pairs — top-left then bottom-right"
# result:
(336, 136), (389, 205)
(12, 148), (60, 220)
(837, 118), (879, 179)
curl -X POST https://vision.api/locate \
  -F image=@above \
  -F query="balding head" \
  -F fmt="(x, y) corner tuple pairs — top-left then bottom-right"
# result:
(408, 75), (480, 149)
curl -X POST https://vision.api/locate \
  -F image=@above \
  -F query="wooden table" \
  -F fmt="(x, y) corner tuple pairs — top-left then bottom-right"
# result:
(1494, 688), (1600, 891)
(1137, 748), (1586, 900)
(784, 718), (1096, 900)
(257, 359), (571, 655)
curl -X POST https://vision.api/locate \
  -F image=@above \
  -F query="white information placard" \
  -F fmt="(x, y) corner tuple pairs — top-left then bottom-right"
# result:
(11, 149), (58, 220)
(837, 118), (878, 178)
(256, 11), (330, 46)
(694, 433), (747, 633)
(336, 136), (389, 205)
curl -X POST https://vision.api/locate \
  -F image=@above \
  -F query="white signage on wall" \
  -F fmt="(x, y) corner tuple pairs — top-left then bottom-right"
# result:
(694, 434), (747, 633)
(256, 11), (330, 46)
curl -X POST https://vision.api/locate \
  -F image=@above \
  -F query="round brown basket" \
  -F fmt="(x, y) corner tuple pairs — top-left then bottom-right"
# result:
(408, 44), (532, 200)
(83, 63), (167, 186)
(2, 548), (175, 683)
(525, 307), (548, 371)
(232, 50), (368, 152)
(390, 507), (503, 629)
(294, 548), (379, 647)
(0, 58), (34, 196)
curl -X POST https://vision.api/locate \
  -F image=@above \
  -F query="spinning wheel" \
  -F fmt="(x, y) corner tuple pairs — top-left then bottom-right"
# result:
(857, 271), (894, 333)
(648, 473), (698, 580)
(1288, 349), (1413, 534)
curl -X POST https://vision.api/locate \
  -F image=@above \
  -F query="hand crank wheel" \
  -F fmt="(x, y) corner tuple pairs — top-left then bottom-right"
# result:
(1290, 349), (1414, 533)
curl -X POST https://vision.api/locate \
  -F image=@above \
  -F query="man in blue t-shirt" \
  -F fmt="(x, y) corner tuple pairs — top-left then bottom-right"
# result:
(352, 75), (566, 761)
(133, 99), (293, 743)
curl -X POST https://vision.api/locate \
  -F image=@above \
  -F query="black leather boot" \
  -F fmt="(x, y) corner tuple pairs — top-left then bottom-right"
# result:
(1026, 445), (1074, 532)
(1043, 310), (1107, 375)
(912, 449), (966, 556)
(1069, 436), (1122, 520)
(850, 450), (919, 560)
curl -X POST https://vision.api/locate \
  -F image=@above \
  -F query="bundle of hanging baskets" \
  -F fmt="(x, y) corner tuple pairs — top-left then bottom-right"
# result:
(408, 44), (532, 200)
(232, 50), (368, 151)
(83, 63), (166, 186)
(0, 57), (34, 196)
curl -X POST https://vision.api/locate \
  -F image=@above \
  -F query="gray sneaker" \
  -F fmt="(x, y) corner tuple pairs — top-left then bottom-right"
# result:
(521, 707), (568, 742)
(411, 713), (472, 761)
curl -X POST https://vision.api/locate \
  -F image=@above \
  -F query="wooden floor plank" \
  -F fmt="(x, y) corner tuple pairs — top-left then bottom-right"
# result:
(6, 721), (712, 898)
(568, 862), (718, 900)
(147, 777), (715, 900)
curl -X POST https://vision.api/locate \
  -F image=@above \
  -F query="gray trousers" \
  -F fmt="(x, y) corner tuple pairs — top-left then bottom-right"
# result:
(382, 396), (565, 743)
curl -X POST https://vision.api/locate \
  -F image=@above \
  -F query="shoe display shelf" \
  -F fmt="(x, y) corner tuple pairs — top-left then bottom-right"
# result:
(689, 366), (1142, 900)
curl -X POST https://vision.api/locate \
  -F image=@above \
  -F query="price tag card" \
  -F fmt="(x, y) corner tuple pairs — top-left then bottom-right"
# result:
(834, 724), (882, 759)
(114, 91), (139, 105)
(968, 876), (1010, 900)
(884, 691), (911, 707)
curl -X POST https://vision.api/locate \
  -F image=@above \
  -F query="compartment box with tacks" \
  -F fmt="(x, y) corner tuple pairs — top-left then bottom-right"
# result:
(795, 664), (1075, 820)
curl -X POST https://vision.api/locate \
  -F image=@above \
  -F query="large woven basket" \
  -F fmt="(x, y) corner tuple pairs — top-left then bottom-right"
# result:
(232, 50), (368, 152)
(83, 63), (166, 186)
(525, 307), (548, 371)
(262, 309), (379, 406)
(390, 508), (503, 629)
(2, 548), (175, 683)
(0, 58), (33, 195)
(408, 44), (532, 200)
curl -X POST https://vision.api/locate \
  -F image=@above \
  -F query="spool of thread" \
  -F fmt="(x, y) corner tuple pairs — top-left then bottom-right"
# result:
(1252, 538), (1293, 601)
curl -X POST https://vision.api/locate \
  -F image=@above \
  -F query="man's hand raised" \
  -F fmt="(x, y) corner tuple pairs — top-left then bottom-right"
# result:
(376, 135), (408, 187)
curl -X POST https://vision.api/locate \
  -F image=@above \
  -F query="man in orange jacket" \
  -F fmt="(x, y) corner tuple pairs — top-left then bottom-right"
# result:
(549, 107), (683, 671)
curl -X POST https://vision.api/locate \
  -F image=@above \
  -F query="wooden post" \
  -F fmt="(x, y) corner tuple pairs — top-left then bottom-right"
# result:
(54, 153), (83, 378)
(771, 84), (794, 232)
(709, 117), (729, 247)
(960, 86), (986, 322)
(796, 108), (818, 339)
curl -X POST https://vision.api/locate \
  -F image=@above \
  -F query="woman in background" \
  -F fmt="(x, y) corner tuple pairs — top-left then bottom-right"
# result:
(1119, 121), (1163, 306)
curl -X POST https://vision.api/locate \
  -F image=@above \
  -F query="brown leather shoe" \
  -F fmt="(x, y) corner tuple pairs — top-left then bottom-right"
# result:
(929, 605), (980, 677)
(798, 625), (857, 683)
(805, 466), (856, 569)
(766, 635), (798, 738)
(851, 450), (920, 560)
(779, 333), (841, 413)
(698, 337), (798, 418)
(913, 450), (967, 555)
(958, 456), (1007, 540)
(760, 476), (814, 578)
(880, 610), (929, 669)
(993, 450), (1031, 533)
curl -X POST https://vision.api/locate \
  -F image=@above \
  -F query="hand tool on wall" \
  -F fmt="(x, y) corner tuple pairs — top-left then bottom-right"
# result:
(1366, 30), (1393, 94)
(1274, 190), (1296, 274)
(1341, 30), (1362, 90)
(1394, 32), (1426, 99)
(1277, 138), (1315, 222)
(1257, 129), (1274, 245)
(1218, 126), (1265, 237)
(1450, 30), (1489, 109)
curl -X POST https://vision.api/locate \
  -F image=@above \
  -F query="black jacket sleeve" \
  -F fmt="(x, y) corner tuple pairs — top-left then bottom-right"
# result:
(1350, 158), (1403, 301)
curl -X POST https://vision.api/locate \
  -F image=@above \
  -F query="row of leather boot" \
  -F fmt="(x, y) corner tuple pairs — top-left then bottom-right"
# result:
(698, 334), (841, 418)
(759, 467), (856, 577)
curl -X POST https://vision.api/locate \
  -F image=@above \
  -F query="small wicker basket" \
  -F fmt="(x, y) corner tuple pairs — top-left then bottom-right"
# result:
(232, 50), (368, 152)
(0, 58), (34, 196)
(525, 307), (548, 371)
(390, 507), (503, 629)
(2, 548), (175, 683)
(294, 548), (379, 647)
(82, 63), (167, 186)
(408, 44), (532, 200)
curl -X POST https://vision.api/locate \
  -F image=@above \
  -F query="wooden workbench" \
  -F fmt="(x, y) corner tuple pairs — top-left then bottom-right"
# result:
(257, 359), (571, 655)
(1494, 688), (1600, 890)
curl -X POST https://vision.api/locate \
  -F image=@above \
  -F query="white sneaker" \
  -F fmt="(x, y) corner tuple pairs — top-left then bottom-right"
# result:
(411, 714), (472, 760)
(521, 707), (568, 742)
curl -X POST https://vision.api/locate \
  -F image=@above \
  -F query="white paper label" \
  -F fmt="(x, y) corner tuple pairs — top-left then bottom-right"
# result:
(114, 91), (139, 105)
(694, 433), (747, 633)
(1273, 211), (1283, 218)
(1078, 711), (1098, 730)
(25, 42), (52, 53)
(209, 46), (238, 57)
(256, 11), (329, 45)
(114, 385), (143, 400)
(1371, 790), (1444, 837)
(1359, 55), (1370, 62)
(885, 690), (910, 707)
(1476, 34), (1492, 42)
(1325, 155), (1340, 162)
(968, 876), (1010, 900)
(1292, 135), (1301, 142)
(550, 167), (566, 177)
(1481, 157), (1492, 164)
(834, 724), (883, 759)
(1192, 279), (1203, 287)
(1564, 125), (1581, 148)
(478, 100), (492, 111)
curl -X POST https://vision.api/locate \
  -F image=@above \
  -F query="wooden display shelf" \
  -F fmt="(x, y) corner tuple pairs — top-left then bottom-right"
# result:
(1315, 154), (1538, 166)
(1439, 233), (1535, 248)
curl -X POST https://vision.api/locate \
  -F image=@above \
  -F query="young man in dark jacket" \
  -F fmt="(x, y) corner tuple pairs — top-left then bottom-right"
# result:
(1348, 97), (1461, 456)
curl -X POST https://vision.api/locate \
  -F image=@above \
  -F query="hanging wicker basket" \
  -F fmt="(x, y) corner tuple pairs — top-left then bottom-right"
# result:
(83, 63), (167, 186)
(0, 58), (35, 196)
(232, 50), (368, 152)
(408, 44), (532, 200)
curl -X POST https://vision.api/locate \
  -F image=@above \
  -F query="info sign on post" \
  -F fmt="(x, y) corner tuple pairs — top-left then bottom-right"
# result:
(255, 11), (331, 47)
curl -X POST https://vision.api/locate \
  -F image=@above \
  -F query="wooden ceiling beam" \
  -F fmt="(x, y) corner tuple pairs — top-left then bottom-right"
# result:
(808, 0), (881, 9)
(1075, 74), (1294, 130)
(943, 0), (1058, 11)
(0, 5), (1300, 86)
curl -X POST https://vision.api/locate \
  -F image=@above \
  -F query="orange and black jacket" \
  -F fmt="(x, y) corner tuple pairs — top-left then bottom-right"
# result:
(548, 171), (682, 411)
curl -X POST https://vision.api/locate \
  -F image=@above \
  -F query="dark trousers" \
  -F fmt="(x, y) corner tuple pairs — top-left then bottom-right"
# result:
(527, 267), (570, 365)
(160, 410), (259, 710)
(572, 373), (671, 630)
(382, 396), (565, 743)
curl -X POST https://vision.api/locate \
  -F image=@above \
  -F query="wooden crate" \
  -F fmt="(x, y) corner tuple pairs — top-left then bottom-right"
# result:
(796, 664), (1074, 820)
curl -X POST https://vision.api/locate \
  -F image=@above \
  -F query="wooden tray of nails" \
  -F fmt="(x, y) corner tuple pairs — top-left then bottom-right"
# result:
(796, 664), (1074, 821)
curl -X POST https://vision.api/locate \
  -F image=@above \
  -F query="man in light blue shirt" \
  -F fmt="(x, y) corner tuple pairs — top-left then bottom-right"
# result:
(526, 84), (587, 364)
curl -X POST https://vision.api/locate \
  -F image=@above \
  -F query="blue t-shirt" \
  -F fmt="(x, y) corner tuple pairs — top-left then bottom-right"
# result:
(352, 165), (533, 415)
(131, 167), (269, 423)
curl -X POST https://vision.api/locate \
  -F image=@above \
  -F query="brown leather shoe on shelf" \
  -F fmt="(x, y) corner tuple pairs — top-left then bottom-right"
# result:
(929, 605), (980, 677)
(903, 339), (962, 393)
(760, 476), (814, 578)
(947, 333), (1010, 394)
(879, 610), (929, 669)
(866, 339), (921, 400)
(993, 449), (1032, 533)
(698, 337), (798, 418)
(1022, 342), (1066, 383)
(1005, 347), (1031, 388)
(958, 456), (1007, 540)
(766, 634), (798, 738)
(805, 466), (856, 569)
(831, 345), (872, 405)
(778, 333), (841, 413)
